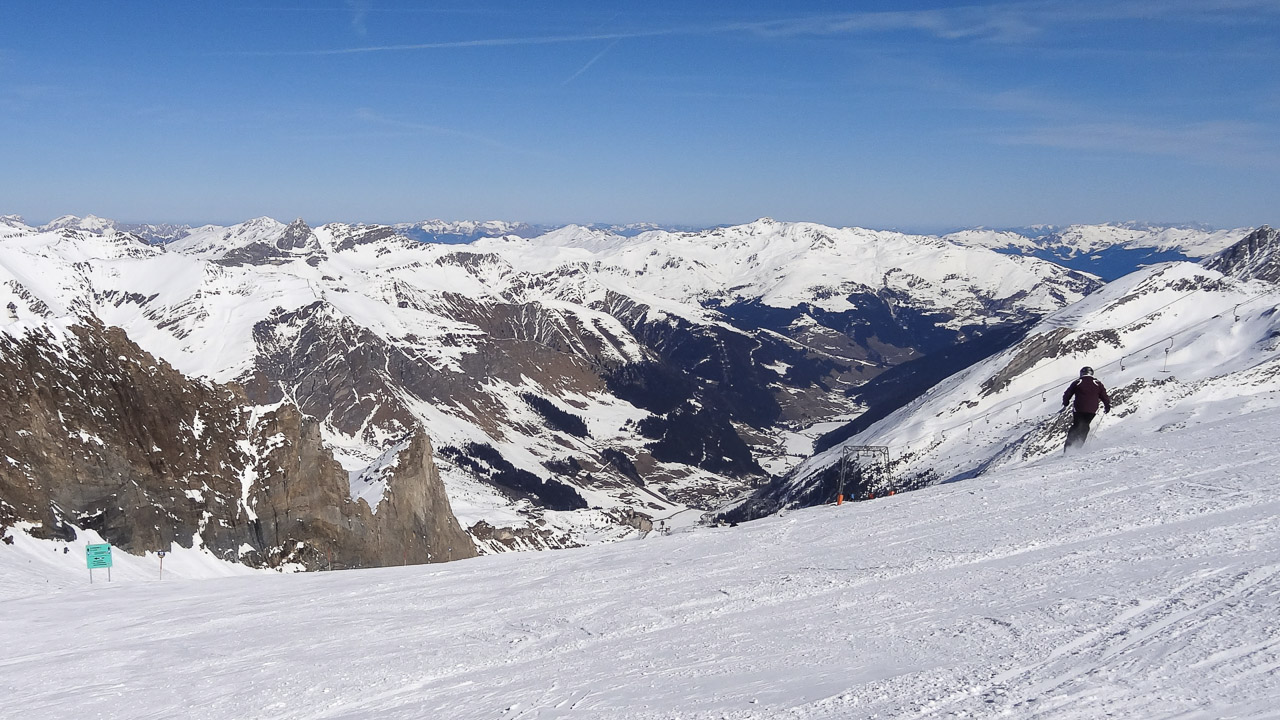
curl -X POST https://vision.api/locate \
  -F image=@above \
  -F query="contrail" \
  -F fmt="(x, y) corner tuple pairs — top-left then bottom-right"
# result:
(226, 28), (683, 56)
(562, 39), (621, 86)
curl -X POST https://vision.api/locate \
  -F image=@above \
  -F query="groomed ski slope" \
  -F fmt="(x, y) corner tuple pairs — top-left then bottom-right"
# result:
(4, 406), (1280, 719)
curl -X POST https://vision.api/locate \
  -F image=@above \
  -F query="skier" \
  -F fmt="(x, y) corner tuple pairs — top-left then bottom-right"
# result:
(1062, 366), (1111, 451)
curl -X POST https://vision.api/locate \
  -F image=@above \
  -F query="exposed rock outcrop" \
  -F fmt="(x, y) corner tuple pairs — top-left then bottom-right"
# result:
(218, 218), (322, 266)
(0, 319), (475, 569)
(1203, 226), (1280, 283)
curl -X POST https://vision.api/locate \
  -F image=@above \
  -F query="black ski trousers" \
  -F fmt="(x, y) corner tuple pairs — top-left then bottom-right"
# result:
(1065, 411), (1096, 451)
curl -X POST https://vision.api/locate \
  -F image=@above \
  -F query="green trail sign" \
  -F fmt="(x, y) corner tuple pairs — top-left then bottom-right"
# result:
(86, 543), (112, 569)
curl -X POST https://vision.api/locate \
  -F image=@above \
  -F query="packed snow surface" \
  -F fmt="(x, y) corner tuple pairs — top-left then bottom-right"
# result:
(4, 405), (1279, 718)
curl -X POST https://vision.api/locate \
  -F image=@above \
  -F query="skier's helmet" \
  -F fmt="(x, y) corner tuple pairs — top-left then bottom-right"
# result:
(1080, 366), (1093, 377)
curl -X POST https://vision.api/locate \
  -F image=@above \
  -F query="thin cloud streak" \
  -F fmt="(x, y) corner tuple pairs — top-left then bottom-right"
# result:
(223, 1), (1280, 57)
(224, 12), (1020, 57)
(562, 39), (621, 86)
(730, 0), (1280, 42)
(225, 28), (690, 57)
(730, 8), (1041, 43)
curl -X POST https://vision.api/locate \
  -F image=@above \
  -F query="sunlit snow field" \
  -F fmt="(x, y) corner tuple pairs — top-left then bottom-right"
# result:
(4, 406), (1280, 719)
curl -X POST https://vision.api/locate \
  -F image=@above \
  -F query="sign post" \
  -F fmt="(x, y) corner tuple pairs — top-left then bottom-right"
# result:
(157, 550), (167, 581)
(86, 543), (113, 583)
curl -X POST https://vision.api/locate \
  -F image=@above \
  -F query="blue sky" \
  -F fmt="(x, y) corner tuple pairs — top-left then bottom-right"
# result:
(1, 1), (1277, 230)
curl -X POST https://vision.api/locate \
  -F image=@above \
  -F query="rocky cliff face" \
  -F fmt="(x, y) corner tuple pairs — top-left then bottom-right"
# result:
(0, 319), (475, 569)
(1203, 226), (1280, 283)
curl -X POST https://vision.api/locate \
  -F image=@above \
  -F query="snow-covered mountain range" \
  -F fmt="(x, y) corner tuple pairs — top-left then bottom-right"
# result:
(4, 214), (1276, 716)
(945, 222), (1252, 281)
(736, 226), (1280, 518)
(1, 215), (715, 248)
(1, 213), (1114, 560)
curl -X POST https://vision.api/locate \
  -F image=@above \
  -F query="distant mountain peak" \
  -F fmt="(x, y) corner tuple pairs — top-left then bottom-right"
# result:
(25, 214), (191, 244)
(40, 214), (116, 234)
(277, 218), (317, 251)
(0, 215), (30, 234)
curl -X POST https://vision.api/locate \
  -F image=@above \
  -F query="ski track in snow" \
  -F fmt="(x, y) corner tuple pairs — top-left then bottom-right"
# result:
(4, 407), (1280, 718)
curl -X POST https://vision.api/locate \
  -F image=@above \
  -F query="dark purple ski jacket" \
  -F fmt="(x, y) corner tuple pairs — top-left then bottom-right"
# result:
(1063, 375), (1111, 414)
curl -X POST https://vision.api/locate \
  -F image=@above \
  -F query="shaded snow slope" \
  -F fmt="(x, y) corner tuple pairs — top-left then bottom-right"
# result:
(3, 406), (1279, 718)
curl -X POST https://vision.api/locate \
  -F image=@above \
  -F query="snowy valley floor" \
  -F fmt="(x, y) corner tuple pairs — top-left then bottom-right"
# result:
(4, 409), (1280, 719)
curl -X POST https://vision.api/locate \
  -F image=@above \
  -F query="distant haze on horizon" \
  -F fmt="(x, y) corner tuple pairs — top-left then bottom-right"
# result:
(1, 1), (1276, 229)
